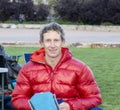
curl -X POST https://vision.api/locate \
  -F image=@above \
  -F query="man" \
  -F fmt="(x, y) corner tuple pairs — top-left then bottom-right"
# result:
(12, 22), (102, 110)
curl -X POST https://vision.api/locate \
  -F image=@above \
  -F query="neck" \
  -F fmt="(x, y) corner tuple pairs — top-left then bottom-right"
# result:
(45, 55), (62, 69)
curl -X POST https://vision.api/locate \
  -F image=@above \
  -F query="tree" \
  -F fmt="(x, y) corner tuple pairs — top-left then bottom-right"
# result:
(17, 0), (34, 21)
(79, 0), (104, 25)
(0, 0), (11, 21)
(105, 0), (120, 24)
(35, 3), (49, 21)
(54, 0), (81, 21)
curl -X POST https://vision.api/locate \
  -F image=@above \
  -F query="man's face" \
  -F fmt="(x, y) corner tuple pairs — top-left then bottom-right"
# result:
(41, 30), (64, 59)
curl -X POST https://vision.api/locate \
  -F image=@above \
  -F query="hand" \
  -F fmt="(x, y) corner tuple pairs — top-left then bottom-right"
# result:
(59, 102), (70, 110)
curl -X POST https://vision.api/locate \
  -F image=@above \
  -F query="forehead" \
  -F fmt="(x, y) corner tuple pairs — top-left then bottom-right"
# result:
(43, 30), (61, 39)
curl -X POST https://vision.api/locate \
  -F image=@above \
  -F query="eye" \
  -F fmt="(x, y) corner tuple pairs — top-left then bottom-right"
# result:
(54, 39), (60, 42)
(45, 39), (51, 42)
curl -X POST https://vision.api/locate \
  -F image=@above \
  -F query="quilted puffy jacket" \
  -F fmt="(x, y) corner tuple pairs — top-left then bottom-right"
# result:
(12, 48), (102, 110)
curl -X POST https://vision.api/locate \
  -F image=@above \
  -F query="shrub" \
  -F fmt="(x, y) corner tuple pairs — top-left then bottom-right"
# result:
(34, 4), (49, 21)
(54, 0), (80, 21)
(0, 0), (11, 21)
(104, 0), (120, 24)
(79, 0), (104, 25)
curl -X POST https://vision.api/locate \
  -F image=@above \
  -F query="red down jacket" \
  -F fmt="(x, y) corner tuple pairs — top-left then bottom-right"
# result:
(12, 48), (102, 110)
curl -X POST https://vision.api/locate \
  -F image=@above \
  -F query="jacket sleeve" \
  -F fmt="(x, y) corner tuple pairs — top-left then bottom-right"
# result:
(11, 67), (32, 110)
(67, 65), (102, 110)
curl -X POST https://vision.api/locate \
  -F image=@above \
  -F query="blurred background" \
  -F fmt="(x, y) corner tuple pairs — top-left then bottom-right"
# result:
(0, 0), (120, 25)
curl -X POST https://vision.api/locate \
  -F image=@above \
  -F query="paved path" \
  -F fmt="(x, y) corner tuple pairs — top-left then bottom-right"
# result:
(0, 28), (120, 44)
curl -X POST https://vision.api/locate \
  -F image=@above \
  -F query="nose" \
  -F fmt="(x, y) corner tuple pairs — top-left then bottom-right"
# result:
(50, 41), (56, 47)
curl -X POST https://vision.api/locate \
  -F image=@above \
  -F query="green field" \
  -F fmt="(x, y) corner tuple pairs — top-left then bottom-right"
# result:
(5, 46), (120, 110)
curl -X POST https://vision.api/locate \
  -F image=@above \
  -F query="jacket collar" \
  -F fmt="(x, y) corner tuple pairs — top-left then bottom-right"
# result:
(30, 48), (45, 63)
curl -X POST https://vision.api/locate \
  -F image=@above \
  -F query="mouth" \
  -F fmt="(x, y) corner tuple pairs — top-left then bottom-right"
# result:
(49, 49), (57, 53)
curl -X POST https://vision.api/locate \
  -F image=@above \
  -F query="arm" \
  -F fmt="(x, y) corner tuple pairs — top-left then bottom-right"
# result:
(12, 67), (32, 110)
(67, 65), (102, 110)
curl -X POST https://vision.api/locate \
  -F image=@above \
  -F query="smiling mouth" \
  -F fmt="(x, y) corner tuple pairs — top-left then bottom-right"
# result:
(49, 49), (57, 53)
(50, 49), (57, 52)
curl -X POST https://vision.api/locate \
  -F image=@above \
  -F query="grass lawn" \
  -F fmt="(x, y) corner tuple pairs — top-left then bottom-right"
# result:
(4, 46), (120, 110)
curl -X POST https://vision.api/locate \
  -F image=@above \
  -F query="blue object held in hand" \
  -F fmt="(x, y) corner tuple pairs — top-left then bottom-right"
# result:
(29, 92), (59, 110)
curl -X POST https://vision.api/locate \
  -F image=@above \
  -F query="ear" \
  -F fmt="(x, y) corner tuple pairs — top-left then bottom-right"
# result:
(62, 40), (65, 47)
(39, 40), (43, 47)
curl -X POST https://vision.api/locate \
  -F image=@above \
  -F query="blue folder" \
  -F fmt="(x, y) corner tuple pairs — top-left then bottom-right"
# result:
(28, 92), (59, 110)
